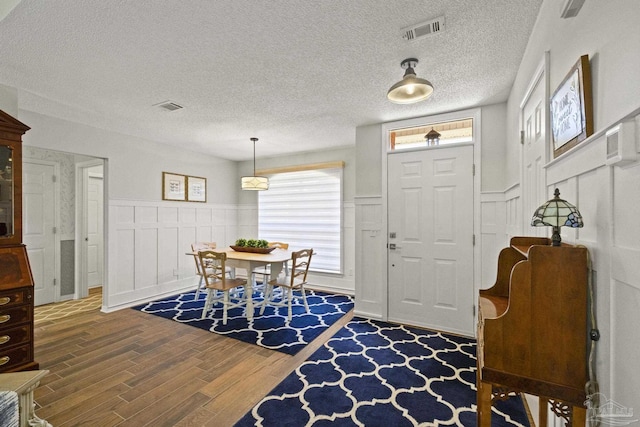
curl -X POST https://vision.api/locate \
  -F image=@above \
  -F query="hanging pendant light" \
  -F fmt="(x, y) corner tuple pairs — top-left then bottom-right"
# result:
(241, 137), (269, 190)
(387, 58), (434, 104)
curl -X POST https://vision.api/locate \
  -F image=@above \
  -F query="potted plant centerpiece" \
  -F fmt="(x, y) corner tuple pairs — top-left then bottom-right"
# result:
(231, 238), (275, 253)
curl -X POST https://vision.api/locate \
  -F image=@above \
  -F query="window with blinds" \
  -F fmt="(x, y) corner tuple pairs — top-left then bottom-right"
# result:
(258, 167), (342, 274)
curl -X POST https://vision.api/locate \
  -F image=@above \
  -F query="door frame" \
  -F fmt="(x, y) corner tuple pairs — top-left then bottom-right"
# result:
(519, 51), (550, 232)
(23, 158), (61, 304)
(75, 158), (106, 300)
(380, 107), (482, 324)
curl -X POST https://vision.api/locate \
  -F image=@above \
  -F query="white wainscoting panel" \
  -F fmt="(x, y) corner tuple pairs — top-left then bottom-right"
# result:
(354, 196), (384, 319)
(504, 183), (521, 240)
(106, 200), (239, 310)
(479, 192), (507, 292)
(610, 160), (640, 413)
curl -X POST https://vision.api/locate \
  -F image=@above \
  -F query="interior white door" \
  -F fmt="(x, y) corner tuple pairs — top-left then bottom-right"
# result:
(86, 170), (103, 287)
(522, 72), (547, 235)
(387, 145), (474, 335)
(23, 161), (56, 306)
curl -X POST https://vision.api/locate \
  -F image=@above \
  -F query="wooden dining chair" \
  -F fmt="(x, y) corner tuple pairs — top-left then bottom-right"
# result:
(259, 248), (312, 322)
(252, 241), (289, 287)
(191, 242), (236, 300)
(191, 242), (216, 299)
(198, 250), (247, 324)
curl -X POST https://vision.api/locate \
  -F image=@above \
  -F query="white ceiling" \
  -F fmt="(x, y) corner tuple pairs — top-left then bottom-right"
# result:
(0, 0), (543, 161)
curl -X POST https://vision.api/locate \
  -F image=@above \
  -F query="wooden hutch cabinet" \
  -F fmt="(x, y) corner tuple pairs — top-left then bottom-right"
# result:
(477, 236), (589, 427)
(0, 110), (38, 373)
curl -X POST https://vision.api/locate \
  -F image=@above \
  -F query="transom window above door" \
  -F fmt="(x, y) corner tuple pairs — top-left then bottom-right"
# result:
(389, 118), (473, 151)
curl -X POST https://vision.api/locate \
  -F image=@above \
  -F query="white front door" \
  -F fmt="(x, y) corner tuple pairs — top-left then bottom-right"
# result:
(387, 145), (474, 335)
(23, 161), (56, 306)
(86, 170), (104, 287)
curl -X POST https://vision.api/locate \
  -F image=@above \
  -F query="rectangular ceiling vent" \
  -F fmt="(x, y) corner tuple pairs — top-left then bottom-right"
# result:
(155, 101), (184, 111)
(402, 16), (445, 42)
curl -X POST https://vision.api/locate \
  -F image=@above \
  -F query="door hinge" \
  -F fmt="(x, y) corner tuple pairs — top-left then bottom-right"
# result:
(473, 305), (476, 317)
(520, 130), (525, 145)
(472, 164), (476, 176)
(53, 226), (57, 234)
(53, 278), (57, 287)
(52, 175), (57, 183)
(473, 234), (476, 246)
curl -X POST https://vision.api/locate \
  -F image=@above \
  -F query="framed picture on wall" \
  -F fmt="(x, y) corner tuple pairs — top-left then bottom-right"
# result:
(550, 55), (594, 158)
(162, 172), (186, 201)
(187, 175), (207, 202)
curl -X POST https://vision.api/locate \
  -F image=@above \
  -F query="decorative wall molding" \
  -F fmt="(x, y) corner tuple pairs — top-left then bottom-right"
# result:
(354, 196), (384, 318)
(106, 199), (356, 311)
(106, 199), (240, 311)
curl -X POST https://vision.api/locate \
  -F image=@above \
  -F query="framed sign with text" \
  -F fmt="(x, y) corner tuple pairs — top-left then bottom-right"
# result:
(550, 55), (593, 158)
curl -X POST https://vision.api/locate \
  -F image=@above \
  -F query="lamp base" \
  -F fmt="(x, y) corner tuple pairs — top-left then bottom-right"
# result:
(551, 226), (562, 246)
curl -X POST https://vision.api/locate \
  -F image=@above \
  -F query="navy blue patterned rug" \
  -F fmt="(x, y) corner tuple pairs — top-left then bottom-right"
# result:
(234, 317), (530, 427)
(132, 289), (353, 355)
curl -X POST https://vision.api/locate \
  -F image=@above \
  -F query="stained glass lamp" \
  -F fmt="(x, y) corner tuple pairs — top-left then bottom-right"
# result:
(531, 188), (583, 246)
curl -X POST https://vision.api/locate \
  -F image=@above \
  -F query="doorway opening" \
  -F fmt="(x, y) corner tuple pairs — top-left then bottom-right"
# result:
(23, 147), (106, 309)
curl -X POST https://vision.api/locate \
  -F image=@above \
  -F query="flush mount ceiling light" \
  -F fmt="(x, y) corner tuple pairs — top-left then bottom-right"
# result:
(387, 58), (434, 104)
(241, 137), (269, 191)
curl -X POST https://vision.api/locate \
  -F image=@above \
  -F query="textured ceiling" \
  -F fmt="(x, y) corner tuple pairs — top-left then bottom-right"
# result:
(0, 0), (543, 161)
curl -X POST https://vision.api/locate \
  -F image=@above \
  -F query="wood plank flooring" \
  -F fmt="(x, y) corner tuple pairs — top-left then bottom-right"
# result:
(33, 301), (353, 426)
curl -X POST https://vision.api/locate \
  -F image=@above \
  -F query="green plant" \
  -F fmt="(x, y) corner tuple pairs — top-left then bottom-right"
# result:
(234, 238), (269, 248)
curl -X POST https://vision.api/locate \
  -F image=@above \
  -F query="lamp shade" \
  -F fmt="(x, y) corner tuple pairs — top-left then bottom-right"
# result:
(242, 137), (269, 191)
(241, 175), (269, 190)
(387, 58), (434, 104)
(531, 188), (583, 246)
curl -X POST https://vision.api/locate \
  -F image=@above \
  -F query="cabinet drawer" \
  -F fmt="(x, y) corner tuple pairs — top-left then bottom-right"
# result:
(0, 288), (29, 309)
(0, 305), (31, 326)
(0, 343), (32, 371)
(0, 324), (31, 349)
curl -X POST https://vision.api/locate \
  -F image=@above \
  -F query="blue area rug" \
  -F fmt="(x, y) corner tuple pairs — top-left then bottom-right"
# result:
(235, 317), (531, 427)
(132, 289), (353, 355)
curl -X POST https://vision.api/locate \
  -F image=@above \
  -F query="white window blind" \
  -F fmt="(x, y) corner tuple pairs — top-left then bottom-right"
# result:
(258, 167), (342, 274)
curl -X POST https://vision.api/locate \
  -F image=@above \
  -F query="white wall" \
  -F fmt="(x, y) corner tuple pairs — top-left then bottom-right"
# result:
(0, 83), (18, 117)
(502, 0), (640, 423)
(505, 0), (640, 186)
(1, 92), (241, 311)
(19, 110), (238, 203)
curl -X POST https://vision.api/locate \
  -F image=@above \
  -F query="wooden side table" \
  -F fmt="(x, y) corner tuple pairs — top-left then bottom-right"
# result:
(0, 370), (50, 427)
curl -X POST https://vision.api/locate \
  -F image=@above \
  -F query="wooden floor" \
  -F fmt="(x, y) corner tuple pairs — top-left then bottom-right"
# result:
(33, 301), (353, 426)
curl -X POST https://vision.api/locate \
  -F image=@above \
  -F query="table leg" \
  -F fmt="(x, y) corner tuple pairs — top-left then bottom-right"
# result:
(245, 267), (254, 321)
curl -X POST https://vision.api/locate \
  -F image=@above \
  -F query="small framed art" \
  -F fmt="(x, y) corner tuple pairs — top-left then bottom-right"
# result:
(187, 175), (207, 202)
(550, 55), (594, 158)
(162, 172), (186, 201)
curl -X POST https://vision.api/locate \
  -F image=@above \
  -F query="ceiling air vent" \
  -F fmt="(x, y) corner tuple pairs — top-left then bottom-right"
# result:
(155, 101), (184, 111)
(401, 16), (445, 42)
